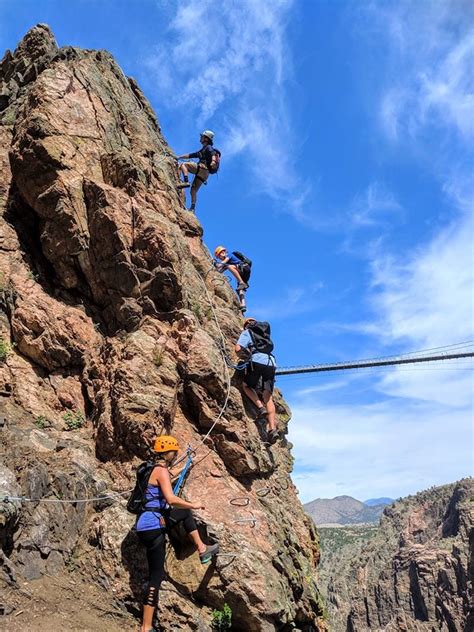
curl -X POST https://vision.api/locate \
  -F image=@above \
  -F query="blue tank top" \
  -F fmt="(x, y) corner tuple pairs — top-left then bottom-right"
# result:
(135, 483), (169, 532)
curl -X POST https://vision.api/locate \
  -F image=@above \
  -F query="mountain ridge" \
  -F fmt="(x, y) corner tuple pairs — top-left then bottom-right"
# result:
(304, 494), (391, 525)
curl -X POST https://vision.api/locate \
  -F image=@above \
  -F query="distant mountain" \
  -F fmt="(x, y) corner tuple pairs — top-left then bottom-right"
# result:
(363, 497), (393, 506)
(304, 495), (387, 526)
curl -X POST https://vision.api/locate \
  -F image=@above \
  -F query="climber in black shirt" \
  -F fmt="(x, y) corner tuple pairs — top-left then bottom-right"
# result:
(177, 130), (219, 212)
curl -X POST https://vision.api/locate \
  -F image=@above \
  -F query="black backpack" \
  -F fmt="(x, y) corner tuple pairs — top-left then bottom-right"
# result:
(232, 251), (252, 283)
(247, 321), (274, 355)
(207, 149), (221, 174)
(232, 251), (252, 267)
(126, 461), (156, 515)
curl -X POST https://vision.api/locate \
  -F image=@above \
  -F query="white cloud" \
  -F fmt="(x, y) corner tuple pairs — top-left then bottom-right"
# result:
(290, 399), (472, 502)
(289, 169), (473, 502)
(371, 1), (474, 143)
(144, 0), (306, 206)
(350, 182), (403, 228)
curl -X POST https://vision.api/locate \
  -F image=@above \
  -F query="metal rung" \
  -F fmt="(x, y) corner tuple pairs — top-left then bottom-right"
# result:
(234, 518), (257, 527)
(229, 496), (250, 507)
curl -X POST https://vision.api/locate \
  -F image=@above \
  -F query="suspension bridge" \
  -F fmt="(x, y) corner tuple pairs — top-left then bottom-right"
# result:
(275, 341), (474, 376)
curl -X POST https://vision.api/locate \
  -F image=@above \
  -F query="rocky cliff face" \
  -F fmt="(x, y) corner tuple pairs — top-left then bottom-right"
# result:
(327, 479), (473, 631)
(0, 25), (325, 632)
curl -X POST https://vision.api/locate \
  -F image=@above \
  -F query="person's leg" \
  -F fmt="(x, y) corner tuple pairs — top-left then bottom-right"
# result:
(139, 529), (166, 632)
(190, 178), (203, 210)
(179, 162), (189, 180)
(227, 264), (245, 285)
(189, 166), (208, 210)
(168, 508), (205, 553)
(263, 390), (276, 431)
(242, 382), (265, 411)
(168, 508), (219, 562)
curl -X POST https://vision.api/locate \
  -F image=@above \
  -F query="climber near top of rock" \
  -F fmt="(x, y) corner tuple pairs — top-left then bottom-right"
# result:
(133, 435), (219, 632)
(235, 319), (279, 444)
(213, 246), (252, 313)
(176, 130), (221, 212)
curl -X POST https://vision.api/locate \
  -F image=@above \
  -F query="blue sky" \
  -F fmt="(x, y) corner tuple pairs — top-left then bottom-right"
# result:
(2, 0), (473, 502)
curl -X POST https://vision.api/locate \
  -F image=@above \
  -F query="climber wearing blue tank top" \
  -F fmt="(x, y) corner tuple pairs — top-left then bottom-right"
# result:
(135, 435), (219, 632)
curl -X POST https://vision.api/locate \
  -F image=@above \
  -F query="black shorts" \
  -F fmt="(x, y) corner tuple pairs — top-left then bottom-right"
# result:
(244, 362), (276, 393)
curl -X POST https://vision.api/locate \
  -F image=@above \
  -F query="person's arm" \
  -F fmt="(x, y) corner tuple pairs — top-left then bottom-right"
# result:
(155, 466), (204, 510)
(177, 153), (190, 160)
(236, 330), (252, 358)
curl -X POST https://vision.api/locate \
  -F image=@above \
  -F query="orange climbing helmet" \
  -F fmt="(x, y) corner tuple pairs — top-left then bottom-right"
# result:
(214, 245), (226, 257)
(153, 435), (180, 453)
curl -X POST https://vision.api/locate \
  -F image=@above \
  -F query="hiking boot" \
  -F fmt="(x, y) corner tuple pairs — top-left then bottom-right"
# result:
(177, 181), (190, 189)
(256, 406), (267, 419)
(237, 282), (249, 291)
(200, 543), (219, 564)
(268, 429), (279, 444)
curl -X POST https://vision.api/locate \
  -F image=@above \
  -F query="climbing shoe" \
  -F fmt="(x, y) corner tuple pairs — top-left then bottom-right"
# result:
(240, 305), (247, 313)
(237, 282), (249, 291)
(177, 181), (190, 189)
(200, 543), (219, 564)
(268, 429), (279, 444)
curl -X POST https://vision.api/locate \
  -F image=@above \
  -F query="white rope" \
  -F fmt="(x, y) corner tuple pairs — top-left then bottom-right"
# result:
(0, 489), (131, 504)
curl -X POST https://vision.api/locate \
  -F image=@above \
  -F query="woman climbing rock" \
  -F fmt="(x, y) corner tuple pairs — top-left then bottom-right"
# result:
(134, 435), (219, 632)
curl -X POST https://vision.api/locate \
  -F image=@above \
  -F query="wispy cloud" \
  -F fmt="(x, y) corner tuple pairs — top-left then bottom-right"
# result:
(145, 0), (306, 209)
(289, 1), (474, 501)
(369, 1), (474, 143)
(290, 398), (472, 502)
(350, 182), (403, 228)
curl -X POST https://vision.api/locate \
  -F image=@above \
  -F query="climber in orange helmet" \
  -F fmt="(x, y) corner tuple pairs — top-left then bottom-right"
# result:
(134, 435), (219, 632)
(213, 245), (252, 313)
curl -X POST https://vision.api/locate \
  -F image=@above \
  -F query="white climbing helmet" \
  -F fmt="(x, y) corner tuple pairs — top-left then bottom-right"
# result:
(200, 129), (215, 142)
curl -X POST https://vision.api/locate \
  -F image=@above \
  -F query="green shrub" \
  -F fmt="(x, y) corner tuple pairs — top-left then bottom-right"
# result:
(0, 338), (10, 362)
(35, 415), (51, 429)
(212, 603), (232, 631)
(63, 410), (85, 431)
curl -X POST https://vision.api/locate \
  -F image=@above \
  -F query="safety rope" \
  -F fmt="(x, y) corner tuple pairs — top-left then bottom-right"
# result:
(172, 267), (233, 470)
(0, 490), (130, 504)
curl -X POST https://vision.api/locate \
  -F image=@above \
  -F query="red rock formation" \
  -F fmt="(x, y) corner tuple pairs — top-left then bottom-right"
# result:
(0, 25), (325, 631)
(327, 480), (473, 631)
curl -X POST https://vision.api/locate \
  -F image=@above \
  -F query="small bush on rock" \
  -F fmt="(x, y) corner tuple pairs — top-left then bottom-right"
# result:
(35, 415), (51, 429)
(63, 410), (85, 430)
(212, 603), (232, 631)
(0, 338), (10, 362)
